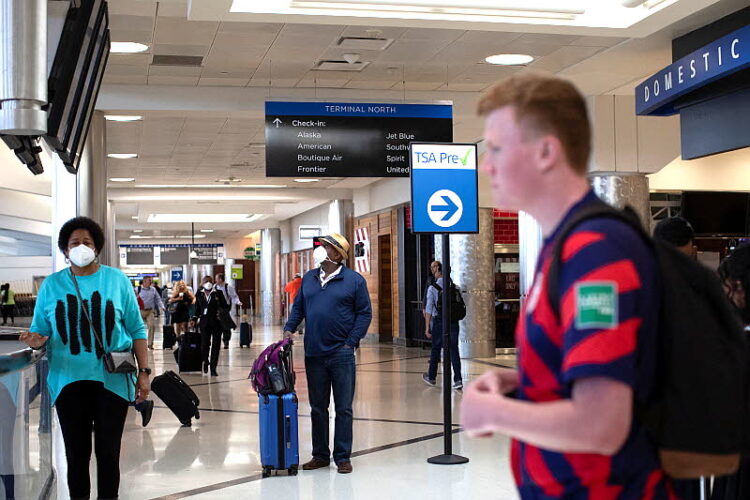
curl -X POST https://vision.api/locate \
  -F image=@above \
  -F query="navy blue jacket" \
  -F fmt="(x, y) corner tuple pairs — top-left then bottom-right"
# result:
(283, 265), (372, 357)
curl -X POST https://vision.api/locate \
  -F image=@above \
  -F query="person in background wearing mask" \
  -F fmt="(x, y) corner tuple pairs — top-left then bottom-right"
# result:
(138, 276), (163, 349)
(654, 217), (697, 259)
(19, 217), (152, 500)
(195, 276), (229, 376)
(214, 273), (241, 349)
(0, 284), (15, 327)
(283, 234), (372, 474)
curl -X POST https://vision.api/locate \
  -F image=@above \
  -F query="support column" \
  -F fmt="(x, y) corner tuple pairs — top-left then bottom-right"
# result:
(434, 208), (495, 359)
(77, 112), (109, 260)
(518, 211), (543, 303)
(260, 228), (281, 325)
(328, 199), (353, 256)
(590, 172), (650, 230)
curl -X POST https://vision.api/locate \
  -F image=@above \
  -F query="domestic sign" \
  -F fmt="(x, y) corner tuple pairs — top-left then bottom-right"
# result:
(265, 101), (453, 177)
(410, 143), (478, 234)
(636, 25), (750, 116)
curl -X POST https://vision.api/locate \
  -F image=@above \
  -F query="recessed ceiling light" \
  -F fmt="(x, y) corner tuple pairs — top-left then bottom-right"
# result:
(200, 229), (214, 233)
(110, 42), (149, 54)
(215, 177), (243, 183)
(133, 229), (143, 233)
(104, 115), (143, 122)
(485, 54), (535, 66)
(109, 177), (136, 182)
(131, 216), (139, 220)
(108, 153), (138, 159)
(294, 178), (320, 183)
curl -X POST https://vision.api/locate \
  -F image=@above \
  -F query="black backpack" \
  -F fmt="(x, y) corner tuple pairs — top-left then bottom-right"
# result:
(433, 282), (467, 322)
(546, 200), (747, 479)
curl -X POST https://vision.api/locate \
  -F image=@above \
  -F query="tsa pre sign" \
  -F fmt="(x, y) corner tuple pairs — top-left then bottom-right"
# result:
(410, 142), (479, 234)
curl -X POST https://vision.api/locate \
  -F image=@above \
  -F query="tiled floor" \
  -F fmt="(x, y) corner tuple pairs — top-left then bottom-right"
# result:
(52, 324), (520, 500)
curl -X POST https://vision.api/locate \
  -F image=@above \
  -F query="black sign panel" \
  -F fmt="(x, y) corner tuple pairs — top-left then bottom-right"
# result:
(265, 101), (452, 178)
(126, 246), (154, 266)
(160, 246), (189, 265)
(190, 246), (217, 265)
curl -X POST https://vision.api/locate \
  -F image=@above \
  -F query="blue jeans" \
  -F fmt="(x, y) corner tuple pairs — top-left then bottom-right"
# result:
(305, 346), (356, 463)
(428, 319), (462, 383)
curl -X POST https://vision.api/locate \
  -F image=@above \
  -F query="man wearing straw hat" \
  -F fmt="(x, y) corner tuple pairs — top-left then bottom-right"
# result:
(284, 233), (372, 474)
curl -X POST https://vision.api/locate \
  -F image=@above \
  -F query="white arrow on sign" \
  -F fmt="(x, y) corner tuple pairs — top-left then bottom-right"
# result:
(273, 118), (282, 128)
(427, 189), (463, 228)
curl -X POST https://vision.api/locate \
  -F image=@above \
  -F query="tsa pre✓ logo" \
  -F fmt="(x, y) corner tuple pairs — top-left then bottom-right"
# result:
(575, 281), (618, 329)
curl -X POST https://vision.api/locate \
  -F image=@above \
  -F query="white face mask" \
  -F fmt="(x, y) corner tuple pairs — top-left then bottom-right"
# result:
(313, 245), (340, 268)
(203, 282), (213, 291)
(68, 244), (96, 268)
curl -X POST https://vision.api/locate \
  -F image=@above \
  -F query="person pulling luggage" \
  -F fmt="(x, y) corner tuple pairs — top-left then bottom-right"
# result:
(196, 276), (230, 376)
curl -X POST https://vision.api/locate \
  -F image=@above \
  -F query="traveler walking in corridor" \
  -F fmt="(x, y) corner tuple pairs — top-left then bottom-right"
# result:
(422, 261), (463, 390)
(196, 276), (229, 376)
(20, 216), (152, 500)
(460, 73), (671, 498)
(138, 276), (163, 349)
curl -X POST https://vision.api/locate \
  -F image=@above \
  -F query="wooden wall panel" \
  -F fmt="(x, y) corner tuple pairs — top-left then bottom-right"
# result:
(354, 207), (402, 338)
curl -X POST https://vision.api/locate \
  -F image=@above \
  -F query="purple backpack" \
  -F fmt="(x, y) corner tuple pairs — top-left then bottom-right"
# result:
(249, 339), (295, 395)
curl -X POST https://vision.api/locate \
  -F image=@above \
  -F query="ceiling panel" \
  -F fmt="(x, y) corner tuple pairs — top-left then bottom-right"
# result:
(147, 75), (200, 85)
(109, 28), (153, 45)
(107, 0), (157, 17)
(153, 18), (219, 46)
(148, 65), (203, 77)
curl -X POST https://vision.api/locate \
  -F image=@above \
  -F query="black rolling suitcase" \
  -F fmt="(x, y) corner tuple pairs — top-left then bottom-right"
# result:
(151, 370), (201, 426)
(240, 321), (252, 347)
(163, 325), (177, 349)
(178, 330), (203, 373)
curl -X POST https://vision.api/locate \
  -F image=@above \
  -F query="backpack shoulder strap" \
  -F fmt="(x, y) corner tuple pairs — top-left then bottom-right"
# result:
(547, 200), (650, 321)
(432, 283), (442, 292)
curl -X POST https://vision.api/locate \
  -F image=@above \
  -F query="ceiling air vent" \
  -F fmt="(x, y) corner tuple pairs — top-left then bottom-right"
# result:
(151, 55), (204, 66)
(313, 60), (370, 72)
(336, 36), (394, 51)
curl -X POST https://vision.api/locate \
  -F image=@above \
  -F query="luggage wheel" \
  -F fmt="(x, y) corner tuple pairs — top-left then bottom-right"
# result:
(195, 410), (200, 420)
(262, 467), (271, 478)
(288, 467), (298, 476)
(181, 420), (192, 427)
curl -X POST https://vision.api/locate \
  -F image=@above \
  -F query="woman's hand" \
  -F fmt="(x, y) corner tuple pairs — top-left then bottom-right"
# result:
(135, 372), (151, 404)
(19, 331), (47, 349)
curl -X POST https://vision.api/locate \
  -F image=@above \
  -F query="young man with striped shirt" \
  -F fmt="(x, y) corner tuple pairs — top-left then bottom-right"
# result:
(460, 73), (674, 499)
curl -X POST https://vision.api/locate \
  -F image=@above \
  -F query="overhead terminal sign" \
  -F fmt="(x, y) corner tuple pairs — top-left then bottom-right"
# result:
(265, 101), (452, 177)
(410, 143), (478, 234)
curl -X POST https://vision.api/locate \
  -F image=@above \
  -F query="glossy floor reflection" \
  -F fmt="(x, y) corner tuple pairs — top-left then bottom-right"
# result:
(52, 324), (519, 500)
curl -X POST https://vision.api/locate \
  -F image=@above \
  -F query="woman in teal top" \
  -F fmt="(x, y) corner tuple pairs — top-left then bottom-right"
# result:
(20, 217), (152, 500)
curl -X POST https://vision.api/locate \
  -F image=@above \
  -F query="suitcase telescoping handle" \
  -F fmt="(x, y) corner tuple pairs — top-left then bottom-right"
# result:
(286, 415), (292, 449)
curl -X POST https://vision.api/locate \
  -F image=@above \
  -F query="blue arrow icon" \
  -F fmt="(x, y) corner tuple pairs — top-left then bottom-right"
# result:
(430, 195), (459, 221)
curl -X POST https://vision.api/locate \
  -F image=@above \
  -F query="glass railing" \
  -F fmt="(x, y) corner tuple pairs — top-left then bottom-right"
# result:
(0, 343), (54, 500)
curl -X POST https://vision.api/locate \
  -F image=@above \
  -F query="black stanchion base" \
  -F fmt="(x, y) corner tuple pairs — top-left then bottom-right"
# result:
(427, 454), (470, 465)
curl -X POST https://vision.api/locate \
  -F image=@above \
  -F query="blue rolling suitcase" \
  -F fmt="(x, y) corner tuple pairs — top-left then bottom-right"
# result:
(259, 393), (299, 477)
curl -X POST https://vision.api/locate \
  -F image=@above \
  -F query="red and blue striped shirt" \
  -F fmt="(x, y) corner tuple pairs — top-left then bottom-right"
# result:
(512, 191), (675, 500)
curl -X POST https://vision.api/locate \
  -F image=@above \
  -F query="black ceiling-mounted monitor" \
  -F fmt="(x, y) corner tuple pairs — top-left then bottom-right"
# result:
(44, 0), (110, 174)
(681, 191), (750, 236)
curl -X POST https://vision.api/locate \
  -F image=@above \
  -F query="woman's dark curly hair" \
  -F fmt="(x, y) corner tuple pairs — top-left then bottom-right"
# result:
(57, 217), (105, 254)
